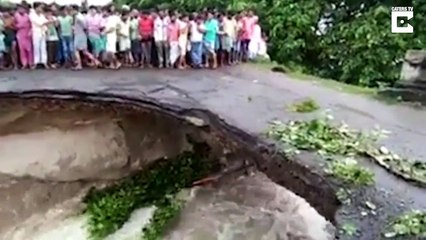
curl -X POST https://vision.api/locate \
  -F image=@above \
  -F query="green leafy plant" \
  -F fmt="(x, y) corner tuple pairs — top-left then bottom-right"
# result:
(83, 149), (214, 239)
(289, 98), (320, 113)
(384, 210), (426, 238)
(326, 158), (374, 186)
(266, 113), (376, 157)
(266, 112), (425, 185)
(142, 196), (185, 240)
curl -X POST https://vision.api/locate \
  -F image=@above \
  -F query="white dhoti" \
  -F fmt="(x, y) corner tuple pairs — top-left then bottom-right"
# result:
(178, 36), (188, 56)
(32, 34), (47, 64)
(106, 35), (117, 53)
(119, 38), (131, 52)
(169, 41), (179, 65)
(248, 40), (260, 59)
(248, 24), (262, 60)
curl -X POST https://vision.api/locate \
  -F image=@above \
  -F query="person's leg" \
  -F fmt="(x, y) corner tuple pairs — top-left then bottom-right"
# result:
(178, 41), (185, 69)
(145, 39), (152, 67)
(225, 37), (232, 65)
(203, 41), (209, 68)
(0, 52), (4, 69)
(73, 38), (83, 69)
(40, 36), (48, 68)
(62, 36), (70, 66)
(164, 41), (170, 68)
(191, 41), (201, 67)
(232, 40), (238, 63)
(47, 41), (53, 66)
(10, 40), (18, 69)
(190, 42), (197, 67)
(88, 37), (96, 57)
(155, 41), (163, 68)
(210, 42), (217, 69)
(140, 40), (146, 67)
(196, 42), (203, 67)
(32, 36), (40, 68)
(17, 38), (28, 68)
(243, 39), (250, 62)
(26, 37), (34, 68)
(68, 37), (74, 62)
(130, 40), (138, 66)
(51, 41), (59, 68)
(56, 36), (63, 65)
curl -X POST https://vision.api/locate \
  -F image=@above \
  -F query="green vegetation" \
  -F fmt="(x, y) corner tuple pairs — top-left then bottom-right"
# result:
(340, 223), (358, 237)
(266, 113), (377, 185)
(266, 113), (379, 157)
(367, 146), (426, 186)
(142, 197), (185, 240)
(326, 158), (374, 186)
(384, 210), (426, 238)
(289, 98), (320, 113)
(267, 112), (426, 238)
(266, 112), (426, 186)
(83, 149), (213, 239)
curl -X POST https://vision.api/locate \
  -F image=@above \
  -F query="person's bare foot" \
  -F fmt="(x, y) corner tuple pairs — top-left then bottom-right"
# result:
(72, 65), (82, 70)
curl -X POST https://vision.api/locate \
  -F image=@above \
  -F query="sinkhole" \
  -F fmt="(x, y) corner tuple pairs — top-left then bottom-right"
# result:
(0, 91), (339, 240)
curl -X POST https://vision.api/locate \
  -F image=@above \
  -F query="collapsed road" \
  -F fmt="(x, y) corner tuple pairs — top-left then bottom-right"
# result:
(0, 66), (425, 239)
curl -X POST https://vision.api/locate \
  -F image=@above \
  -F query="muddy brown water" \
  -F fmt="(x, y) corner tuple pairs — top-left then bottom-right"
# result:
(0, 95), (336, 239)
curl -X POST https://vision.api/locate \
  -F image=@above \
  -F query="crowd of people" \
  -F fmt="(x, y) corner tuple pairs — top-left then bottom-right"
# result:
(0, 3), (268, 71)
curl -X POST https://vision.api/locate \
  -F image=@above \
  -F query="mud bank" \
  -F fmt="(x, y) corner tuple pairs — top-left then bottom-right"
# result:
(0, 91), (339, 239)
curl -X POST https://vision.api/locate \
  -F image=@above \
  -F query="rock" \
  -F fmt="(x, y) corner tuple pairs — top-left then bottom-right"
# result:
(164, 172), (335, 240)
(379, 49), (426, 105)
(401, 49), (426, 82)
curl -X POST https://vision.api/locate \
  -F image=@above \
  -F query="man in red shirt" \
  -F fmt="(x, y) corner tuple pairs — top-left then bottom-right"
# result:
(138, 10), (154, 67)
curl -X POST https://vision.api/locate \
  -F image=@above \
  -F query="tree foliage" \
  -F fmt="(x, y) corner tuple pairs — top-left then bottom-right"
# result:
(122, 0), (426, 87)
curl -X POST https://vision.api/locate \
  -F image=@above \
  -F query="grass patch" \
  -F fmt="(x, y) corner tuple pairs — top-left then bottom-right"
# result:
(289, 98), (320, 113)
(83, 145), (214, 240)
(384, 210), (426, 238)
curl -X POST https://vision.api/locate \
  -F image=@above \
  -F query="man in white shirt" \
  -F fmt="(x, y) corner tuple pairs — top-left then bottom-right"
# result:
(102, 9), (121, 69)
(30, 3), (49, 68)
(153, 10), (168, 68)
(189, 15), (204, 68)
(221, 13), (236, 65)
